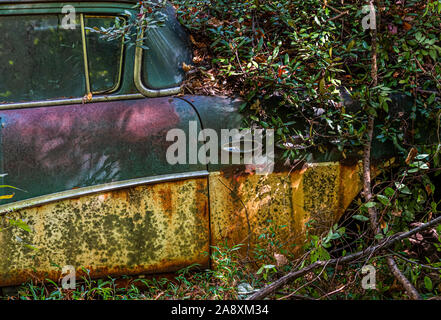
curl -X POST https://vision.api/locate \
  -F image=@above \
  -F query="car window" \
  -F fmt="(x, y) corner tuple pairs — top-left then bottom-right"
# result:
(0, 15), (85, 103)
(85, 16), (124, 94)
(142, 10), (192, 90)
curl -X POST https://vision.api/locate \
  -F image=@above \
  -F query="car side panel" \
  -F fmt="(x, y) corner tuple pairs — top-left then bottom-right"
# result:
(0, 177), (210, 286)
(0, 97), (204, 203)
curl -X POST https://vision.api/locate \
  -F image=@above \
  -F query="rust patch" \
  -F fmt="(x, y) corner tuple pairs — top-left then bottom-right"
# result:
(0, 178), (209, 287)
(156, 188), (174, 220)
(209, 161), (366, 257)
(0, 257), (207, 288)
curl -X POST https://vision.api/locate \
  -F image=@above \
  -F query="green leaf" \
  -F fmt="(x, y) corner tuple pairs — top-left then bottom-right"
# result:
(0, 185), (25, 192)
(377, 195), (391, 206)
(319, 78), (325, 94)
(415, 32), (423, 42)
(424, 276), (433, 291)
(24, 244), (38, 251)
(395, 182), (412, 195)
(415, 154), (429, 160)
(384, 187), (395, 197)
(9, 219), (31, 233)
(346, 39), (355, 52)
(364, 201), (377, 208)
(314, 16), (321, 26)
(353, 214), (369, 222)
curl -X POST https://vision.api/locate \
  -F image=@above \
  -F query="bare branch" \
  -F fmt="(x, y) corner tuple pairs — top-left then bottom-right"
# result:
(247, 214), (441, 300)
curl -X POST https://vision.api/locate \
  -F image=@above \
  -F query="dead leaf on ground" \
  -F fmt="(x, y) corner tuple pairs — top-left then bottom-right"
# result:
(190, 80), (202, 88)
(182, 62), (192, 72)
(189, 35), (207, 48)
(254, 55), (266, 63)
(405, 147), (418, 164)
(274, 253), (289, 267)
(403, 22), (412, 31)
(207, 17), (223, 27)
(193, 55), (204, 64)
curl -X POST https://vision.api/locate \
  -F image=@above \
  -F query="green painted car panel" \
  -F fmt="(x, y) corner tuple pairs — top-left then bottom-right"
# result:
(0, 97), (206, 203)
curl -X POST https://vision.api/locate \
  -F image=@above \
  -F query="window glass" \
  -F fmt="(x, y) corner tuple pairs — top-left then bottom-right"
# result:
(142, 8), (192, 89)
(0, 15), (85, 103)
(85, 16), (123, 93)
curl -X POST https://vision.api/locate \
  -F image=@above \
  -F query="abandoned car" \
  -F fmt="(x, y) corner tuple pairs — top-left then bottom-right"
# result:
(0, 0), (394, 287)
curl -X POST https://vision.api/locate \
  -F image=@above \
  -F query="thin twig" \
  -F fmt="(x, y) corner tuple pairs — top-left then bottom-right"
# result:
(318, 284), (346, 300)
(386, 255), (421, 300)
(388, 250), (441, 271)
(363, 0), (421, 300)
(326, 11), (349, 22)
(277, 261), (330, 300)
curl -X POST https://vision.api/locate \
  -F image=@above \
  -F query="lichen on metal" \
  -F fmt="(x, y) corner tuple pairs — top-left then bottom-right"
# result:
(209, 162), (364, 255)
(0, 178), (209, 286)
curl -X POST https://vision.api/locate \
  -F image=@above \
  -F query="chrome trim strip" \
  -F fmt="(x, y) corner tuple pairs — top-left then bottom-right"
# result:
(85, 15), (126, 96)
(80, 13), (91, 95)
(133, 31), (181, 97)
(0, 2), (135, 12)
(0, 94), (145, 110)
(0, 171), (209, 214)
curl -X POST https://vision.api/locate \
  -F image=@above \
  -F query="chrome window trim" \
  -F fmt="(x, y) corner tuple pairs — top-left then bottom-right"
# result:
(0, 170), (209, 214)
(84, 14), (126, 95)
(0, 2), (134, 13)
(133, 31), (182, 98)
(80, 13), (92, 94)
(0, 94), (145, 110)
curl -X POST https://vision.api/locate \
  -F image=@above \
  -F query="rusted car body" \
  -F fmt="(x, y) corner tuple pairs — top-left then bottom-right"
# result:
(0, 0), (381, 286)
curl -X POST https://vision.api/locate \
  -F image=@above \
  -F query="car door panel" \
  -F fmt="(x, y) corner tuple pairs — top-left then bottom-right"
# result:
(0, 97), (204, 203)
